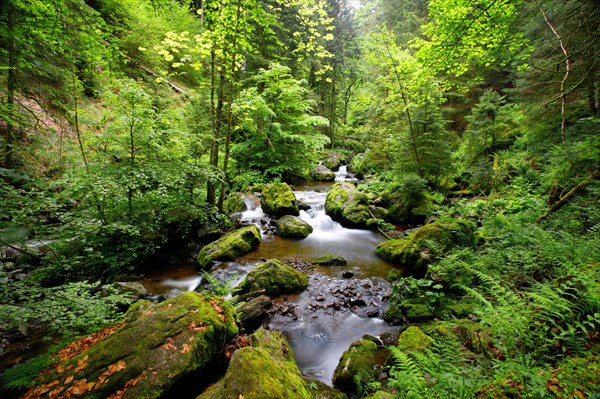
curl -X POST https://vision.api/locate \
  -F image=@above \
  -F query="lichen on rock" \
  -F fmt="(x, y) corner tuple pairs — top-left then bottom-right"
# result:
(260, 182), (299, 217)
(238, 259), (308, 297)
(276, 215), (313, 238)
(197, 328), (312, 399)
(197, 225), (261, 270)
(23, 292), (238, 399)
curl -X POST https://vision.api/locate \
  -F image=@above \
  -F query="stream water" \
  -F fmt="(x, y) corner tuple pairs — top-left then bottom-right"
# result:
(142, 166), (397, 385)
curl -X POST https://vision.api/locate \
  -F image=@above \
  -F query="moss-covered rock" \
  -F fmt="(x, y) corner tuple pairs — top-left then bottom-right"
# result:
(276, 215), (313, 238)
(235, 295), (272, 332)
(421, 319), (492, 354)
(332, 339), (379, 393)
(312, 254), (347, 266)
(305, 379), (348, 399)
(382, 304), (404, 325)
(375, 218), (475, 272)
(238, 259), (308, 297)
(320, 151), (345, 171)
(397, 326), (433, 353)
(223, 192), (247, 214)
(197, 225), (261, 270)
(325, 182), (371, 228)
(364, 392), (394, 399)
(260, 182), (299, 217)
(310, 164), (335, 181)
(197, 328), (311, 399)
(23, 293), (237, 399)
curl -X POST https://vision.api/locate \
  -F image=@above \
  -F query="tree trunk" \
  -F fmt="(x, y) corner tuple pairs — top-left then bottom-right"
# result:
(4, 0), (17, 168)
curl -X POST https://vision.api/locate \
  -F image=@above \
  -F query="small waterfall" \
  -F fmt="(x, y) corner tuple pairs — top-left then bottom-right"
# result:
(161, 275), (203, 292)
(240, 194), (266, 220)
(296, 190), (343, 234)
(334, 165), (357, 182)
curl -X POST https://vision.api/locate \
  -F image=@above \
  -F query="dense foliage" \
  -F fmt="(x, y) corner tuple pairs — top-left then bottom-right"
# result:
(1, 0), (599, 397)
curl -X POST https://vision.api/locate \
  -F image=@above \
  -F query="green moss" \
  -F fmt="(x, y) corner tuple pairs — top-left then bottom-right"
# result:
(364, 392), (394, 399)
(386, 269), (403, 282)
(260, 182), (299, 217)
(305, 379), (348, 399)
(397, 326), (433, 353)
(276, 215), (314, 238)
(383, 304), (404, 325)
(197, 329), (311, 399)
(310, 164), (335, 181)
(421, 319), (491, 354)
(375, 218), (475, 271)
(239, 259), (308, 297)
(312, 254), (347, 266)
(325, 182), (371, 228)
(26, 293), (238, 399)
(333, 339), (378, 393)
(223, 192), (246, 214)
(197, 225), (261, 270)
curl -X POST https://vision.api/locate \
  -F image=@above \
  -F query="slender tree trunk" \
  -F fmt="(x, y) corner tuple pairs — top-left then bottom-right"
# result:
(218, 0), (243, 211)
(72, 74), (105, 223)
(4, 1), (17, 168)
(207, 51), (219, 206)
(127, 105), (136, 217)
(329, 67), (337, 149)
(542, 8), (569, 144)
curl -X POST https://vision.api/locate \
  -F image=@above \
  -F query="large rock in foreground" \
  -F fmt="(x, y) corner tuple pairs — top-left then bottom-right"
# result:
(276, 215), (313, 238)
(325, 182), (371, 228)
(260, 182), (299, 218)
(23, 293), (238, 399)
(197, 225), (261, 270)
(375, 219), (475, 273)
(239, 259), (308, 297)
(198, 328), (311, 399)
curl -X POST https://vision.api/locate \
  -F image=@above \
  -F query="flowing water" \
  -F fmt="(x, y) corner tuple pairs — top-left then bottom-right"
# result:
(141, 168), (397, 385)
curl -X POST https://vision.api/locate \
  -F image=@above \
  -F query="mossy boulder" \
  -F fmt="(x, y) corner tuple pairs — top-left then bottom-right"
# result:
(421, 319), (492, 354)
(223, 192), (247, 214)
(325, 182), (371, 228)
(238, 259), (308, 297)
(397, 326), (433, 353)
(332, 339), (379, 393)
(310, 164), (336, 181)
(197, 328), (311, 399)
(320, 151), (345, 171)
(364, 392), (394, 399)
(312, 254), (347, 266)
(197, 225), (261, 270)
(23, 293), (237, 399)
(375, 218), (475, 272)
(276, 215), (313, 238)
(260, 182), (299, 217)
(305, 379), (348, 399)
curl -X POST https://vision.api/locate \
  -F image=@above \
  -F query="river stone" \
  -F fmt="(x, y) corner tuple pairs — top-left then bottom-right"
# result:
(310, 164), (335, 181)
(375, 218), (475, 273)
(23, 292), (238, 399)
(333, 339), (379, 394)
(113, 281), (149, 299)
(197, 328), (311, 399)
(235, 294), (272, 332)
(312, 254), (347, 266)
(320, 151), (345, 171)
(276, 215), (313, 238)
(239, 259), (308, 297)
(325, 182), (371, 228)
(260, 182), (299, 217)
(364, 392), (394, 399)
(196, 225), (261, 270)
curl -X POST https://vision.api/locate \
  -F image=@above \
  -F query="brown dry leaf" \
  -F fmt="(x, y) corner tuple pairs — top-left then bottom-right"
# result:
(57, 322), (124, 362)
(161, 338), (177, 351)
(64, 375), (74, 384)
(189, 321), (207, 332)
(180, 344), (192, 354)
(56, 365), (65, 374)
(239, 394), (244, 399)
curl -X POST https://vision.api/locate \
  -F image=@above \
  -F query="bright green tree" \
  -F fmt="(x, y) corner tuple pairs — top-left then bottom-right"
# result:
(231, 63), (329, 179)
